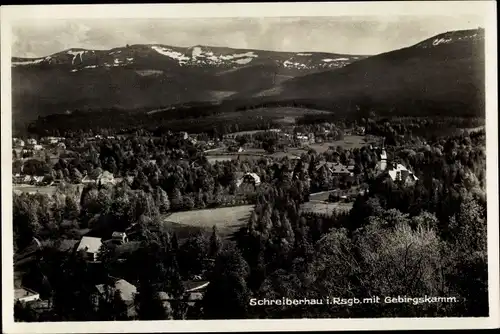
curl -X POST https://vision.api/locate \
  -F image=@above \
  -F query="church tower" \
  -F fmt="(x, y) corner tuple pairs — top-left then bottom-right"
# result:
(379, 137), (387, 171)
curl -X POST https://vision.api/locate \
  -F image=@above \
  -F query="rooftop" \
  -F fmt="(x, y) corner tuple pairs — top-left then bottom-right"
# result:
(15, 287), (39, 300)
(77, 236), (103, 254)
(184, 280), (210, 292)
(96, 279), (137, 303)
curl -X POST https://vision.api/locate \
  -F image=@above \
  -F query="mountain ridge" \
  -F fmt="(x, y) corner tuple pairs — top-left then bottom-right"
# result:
(11, 28), (485, 130)
(252, 27), (485, 117)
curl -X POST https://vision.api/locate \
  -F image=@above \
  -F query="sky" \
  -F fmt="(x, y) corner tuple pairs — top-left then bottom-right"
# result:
(12, 15), (484, 58)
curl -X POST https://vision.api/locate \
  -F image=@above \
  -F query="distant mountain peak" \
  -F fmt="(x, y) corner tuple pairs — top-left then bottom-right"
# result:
(415, 28), (484, 49)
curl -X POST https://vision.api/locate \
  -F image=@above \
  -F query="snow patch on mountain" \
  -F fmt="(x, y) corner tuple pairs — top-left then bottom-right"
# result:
(297, 53), (312, 56)
(191, 46), (203, 58)
(283, 60), (307, 68)
(322, 58), (349, 62)
(12, 58), (44, 66)
(432, 38), (453, 46)
(151, 46), (190, 64)
(234, 57), (254, 65)
(67, 50), (86, 64)
(231, 52), (258, 59)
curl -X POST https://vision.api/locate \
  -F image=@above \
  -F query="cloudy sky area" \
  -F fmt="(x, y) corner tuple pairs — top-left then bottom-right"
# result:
(12, 15), (484, 58)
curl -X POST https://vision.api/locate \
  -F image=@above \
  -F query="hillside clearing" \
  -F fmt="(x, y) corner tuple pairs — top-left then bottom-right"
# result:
(300, 201), (353, 215)
(307, 135), (368, 153)
(162, 205), (255, 238)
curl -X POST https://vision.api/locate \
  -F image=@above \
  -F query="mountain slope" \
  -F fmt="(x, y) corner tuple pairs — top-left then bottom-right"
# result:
(12, 45), (365, 126)
(255, 28), (485, 117)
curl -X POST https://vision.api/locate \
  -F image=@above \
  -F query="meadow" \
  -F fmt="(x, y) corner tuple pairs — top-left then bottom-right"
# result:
(307, 135), (369, 153)
(300, 201), (353, 215)
(162, 205), (255, 239)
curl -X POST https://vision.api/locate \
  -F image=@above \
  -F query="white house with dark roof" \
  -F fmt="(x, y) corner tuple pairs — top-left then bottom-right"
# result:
(77, 236), (103, 261)
(386, 163), (418, 185)
(316, 162), (354, 177)
(236, 172), (261, 188)
(111, 232), (128, 244)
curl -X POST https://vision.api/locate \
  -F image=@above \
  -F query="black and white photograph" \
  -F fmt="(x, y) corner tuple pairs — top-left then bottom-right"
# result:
(1, 2), (498, 333)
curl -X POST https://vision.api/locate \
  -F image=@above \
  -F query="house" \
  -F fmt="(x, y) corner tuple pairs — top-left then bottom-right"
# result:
(387, 163), (419, 185)
(32, 175), (45, 184)
(77, 236), (103, 262)
(184, 280), (210, 293)
(27, 138), (37, 145)
(227, 145), (243, 153)
(95, 278), (137, 318)
(355, 126), (366, 135)
(156, 281), (210, 312)
(42, 137), (59, 144)
(33, 144), (44, 151)
(316, 162), (354, 177)
(15, 287), (40, 303)
(111, 232), (128, 245)
(296, 133), (309, 142)
(236, 172), (261, 188)
(95, 279), (137, 304)
(82, 171), (115, 185)
(330, 163), (354, 177)
(97, 171), (115, 185)
(81, 175), (96, 184)
(296, 132), (315, 144)
(13, 139), (25, 147)
(57, 142), (66, 149)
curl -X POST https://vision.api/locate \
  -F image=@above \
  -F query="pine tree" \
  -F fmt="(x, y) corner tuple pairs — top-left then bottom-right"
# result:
(156, 186), (170, 213)
(110, 289), (129, 320)
(208, 226), (222, 259)
(135, 281), (168, 320)
(202, 247), (251, 319)
(64, 195), (80, 220)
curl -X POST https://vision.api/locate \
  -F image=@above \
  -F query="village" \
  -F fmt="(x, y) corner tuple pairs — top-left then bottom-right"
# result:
(12, 122), (420, 319)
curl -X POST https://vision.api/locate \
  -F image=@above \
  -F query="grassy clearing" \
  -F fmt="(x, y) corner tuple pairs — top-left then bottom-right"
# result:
(162, 205), (255, 239)
(300, 201), (353, 215)
(14, 185), (57, 195)
(309, 191), (332, 202)
(307, 135), (368, 153)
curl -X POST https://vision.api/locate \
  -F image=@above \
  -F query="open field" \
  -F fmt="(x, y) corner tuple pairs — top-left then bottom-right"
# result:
(307, 135), (369, 153)
(162, 205), (255, 239)
(309, 187), (362, 202)
(300, 201), (353, 214)
(14, 185), (58, 195)
(13, 184), (85, 198)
